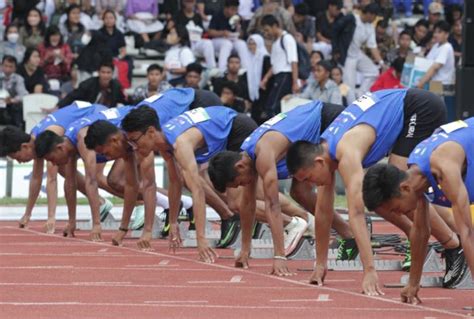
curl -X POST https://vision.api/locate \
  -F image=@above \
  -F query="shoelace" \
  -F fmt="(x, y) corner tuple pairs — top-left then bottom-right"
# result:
(336, 239), (346, 260)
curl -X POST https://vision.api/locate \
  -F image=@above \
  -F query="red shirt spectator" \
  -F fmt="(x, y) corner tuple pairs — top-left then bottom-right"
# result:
(38, 25), (73, 82)
(370, 57), (405, 92)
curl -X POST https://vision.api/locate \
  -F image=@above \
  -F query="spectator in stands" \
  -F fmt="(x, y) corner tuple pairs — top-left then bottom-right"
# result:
(310, 51), (324, 70)
(96, 0), (125, 19)
(174, 0), (216, 69)
(132, 64), (172, 104)
(314, 0), (343, 59)
(211, 54), (249, 103)
(126, 0), (164, 44)
(417, 21), (455, 90)
(164, 25), (195, 86)
(392, 0), (412, 18)
(0, 24), (26, 63)
(11, 0), (39, 23)
(449, 18), (462, 65)
(247, 0), (297, 37)
(60, 4), (87, 59)
(74, 31), (113, 80)
(292, 3), (315, 53)
(291, 60), (342, 104)
(38, 26), (73, 83)
(331, 66), (355, 107)
(220, 80), (246, 112)
(197, 0), (224, 18)
(99, 10), (126, 59)
(246, 33), (271, 124)
(0, 55), (28, 128)
(385, 30), (412, 65)
(57, 59), (125, 108)
(370, 56), (405, 92)
(446, 3), (463, 26)
(208, 0), (249, 72)
(19, 8), (45, 50)
(260, 14), (298, 118)
(411, 19), (429, 49)
(374, 20), (395, 62)
(60, 67), (79, 98)
(342, 3), (384, 96)
(184, 63), (208, 90)
(428, 2), (443, 31)
(17, 48), (49, 94)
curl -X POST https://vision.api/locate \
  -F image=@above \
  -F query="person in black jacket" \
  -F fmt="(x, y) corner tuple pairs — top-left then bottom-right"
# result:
(57, 60), (125, 108)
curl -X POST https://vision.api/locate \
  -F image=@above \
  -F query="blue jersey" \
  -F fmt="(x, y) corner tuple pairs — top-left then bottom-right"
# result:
(162, 107), (237, 164)
(30, 101), (107, 137)
(321, 89), (408, 168)
(408, 118), (474, 207)
(241, 101), (324, 179)
(135, 88), (194, 125)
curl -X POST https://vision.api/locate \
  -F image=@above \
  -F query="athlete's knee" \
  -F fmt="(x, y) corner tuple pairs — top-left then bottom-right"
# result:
(106, 173), (122, 191)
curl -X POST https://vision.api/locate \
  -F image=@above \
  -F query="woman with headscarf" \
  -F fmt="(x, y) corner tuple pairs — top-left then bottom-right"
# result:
(246, 33), (271, 124)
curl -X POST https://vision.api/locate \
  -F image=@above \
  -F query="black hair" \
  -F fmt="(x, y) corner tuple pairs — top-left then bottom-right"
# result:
(122, 106), (161, 133)
(399, 30), (412, 39)
(186, 62), (203, 75)
(22, 47), (40, 65)
(99, 58), (114, 71)
(173, 24), (191, 47)
(147, 63), (164, 73)
(434, 20), (451, 33)
(65, 4), (85, 33)
(102, 9), (117, 21)
(376, 19), (389, 29)
(317, 60), (333, 72)
(84, 120), (119, 150)
(362, 163), (408, 211)
(2, 55), (17, 66)
(44, 25), (64, 47)
(24, 7), (46, 36)
(311, 50), (324, 61)
(221, 80), (239, 95)
(295, 3), (309, 16)
(362, 3), (380, 15)
(419, 31), (433, 47)
(261, 14), (279, 27)
(331, 65), (343, 75)
(224, 0), (240, 8)
(3, 23), (19, 41)
(392, 57), (405, 74)
(208, 151), (242, 192)
(227, 53), (240, 63)
(414, 19), (429, 30)
(286, 141), (325, 175)
(0, 126), (31, 157)
(328, 0), (343, 9)
(34, 131), (64, 158)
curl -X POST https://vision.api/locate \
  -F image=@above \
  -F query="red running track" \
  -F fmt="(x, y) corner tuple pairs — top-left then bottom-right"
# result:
(0, 221), (472, 319)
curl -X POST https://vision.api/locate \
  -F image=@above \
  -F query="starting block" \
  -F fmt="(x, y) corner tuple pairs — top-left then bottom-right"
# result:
(182, 221), (220, 248)
(327, 258), (403, 271)
(229, 223), (273, 250)
(392, 270), (473, 289)
(287, 237), (315, 260)
(234, 239), (274, 259)
(422, 246), (445, 272)
(129, 215), (163, 239)
(76, 212), (122, 231)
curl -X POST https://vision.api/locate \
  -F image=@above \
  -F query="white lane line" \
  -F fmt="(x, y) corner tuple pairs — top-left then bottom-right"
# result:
(0, 266), (74, 269)
(0, 253), (149, 257)
(144, 300), (208, 304)
(72, 282), (132, 286)
(189, 275), (244, 284)
(316, 294), (331, 302)
(17, 227), (470, 319)
(0, 267), (238, 272)
(230, 275), (242, 283)
(158, 260), (170, 266)
(391, 297), (452, 301)
(270, 295), (332, 303)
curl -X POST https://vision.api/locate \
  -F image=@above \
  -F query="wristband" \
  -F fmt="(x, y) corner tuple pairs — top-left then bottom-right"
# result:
(273, 255), (287, 261)
(119, 226), (128, 232)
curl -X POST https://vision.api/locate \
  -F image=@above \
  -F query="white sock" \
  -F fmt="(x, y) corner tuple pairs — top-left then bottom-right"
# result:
(181, 195), (193, 209)
(156, 192), (170, 209)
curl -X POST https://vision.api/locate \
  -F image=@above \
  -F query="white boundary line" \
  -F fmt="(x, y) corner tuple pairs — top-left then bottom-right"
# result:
(10, 227), (471, 318)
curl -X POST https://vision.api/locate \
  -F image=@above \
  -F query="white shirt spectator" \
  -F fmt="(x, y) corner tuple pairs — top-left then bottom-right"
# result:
(164, 46), (195, 81)
(239, 0), (254, 20)
(347, 14), (377, 59)
(271, 31), (298, 74)
(426, 42), (455, 85)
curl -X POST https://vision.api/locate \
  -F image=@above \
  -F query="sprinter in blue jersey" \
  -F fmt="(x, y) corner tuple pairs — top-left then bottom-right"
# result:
(363, 118), (474, 303)
(207, 101), (354, 275)
(286, 89), (464, 296)
(0, 101), (112, 234)
(121, 105), (258, 263)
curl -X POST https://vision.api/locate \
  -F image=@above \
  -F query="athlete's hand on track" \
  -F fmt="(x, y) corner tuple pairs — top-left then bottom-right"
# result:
(90, 224), (103, 242)
(309, 263), (327, 286)
(235, 250), (250, 269)
(168, 223), (182, 253)
(198, 240), (218, 263)
(137, 231), (154, 251)
(362, 270), (384, 296)
(401, 284), (421, 304)
(18, 213), (31, 228)
(63, 222), (76, 237)
(270, 259), (295, 277)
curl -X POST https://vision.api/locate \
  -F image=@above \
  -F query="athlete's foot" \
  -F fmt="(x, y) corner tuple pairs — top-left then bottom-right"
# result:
(402, 240), (411, 271)
(63, 222), (76, 237)
(336, 237), (359, 260)
(137, 231), (154, 251)
(216, 214), (241, 248)
(130, 205), (145, 230)
(160, 208), (171, 238)
(111, 228), (128, 246)
(284, 217), (308, 256)
(235, 250), (250, 269)
(309, 264), (327, 286)
(18, 214), (31, 228)
(43, 219), (55, 234)
(443, 243), (468, 288)
(99, 198), (113, 222)
(90, 224), (103, 242)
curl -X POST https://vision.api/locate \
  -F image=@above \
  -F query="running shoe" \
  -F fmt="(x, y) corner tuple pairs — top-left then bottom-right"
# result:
(99, 198), (113, 222)
(160, 208), (170, 238)
(336, 238), (359, 260)
(129, 205), (145, 230)
(187, 206), (195, 231)
(303, 212), (315, 238)
(443, 244), (468, 288)
(216, 214), (241, 248)
(402, 240), (411, 271)
(284, 216), (308, 256)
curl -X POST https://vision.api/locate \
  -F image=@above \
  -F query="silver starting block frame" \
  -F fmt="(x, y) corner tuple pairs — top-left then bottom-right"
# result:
(395, 270), (473, 289)
(129, 215), (163, 239)
(76, 212), (122, 231)
(182, 221), (220, 248)
(229, 223), (273, 250)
